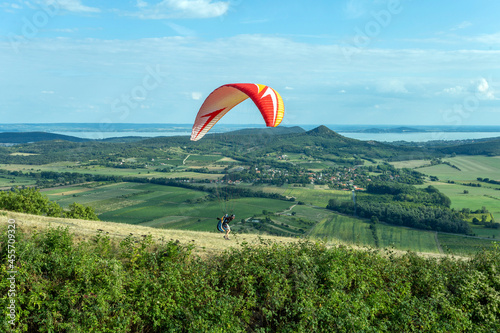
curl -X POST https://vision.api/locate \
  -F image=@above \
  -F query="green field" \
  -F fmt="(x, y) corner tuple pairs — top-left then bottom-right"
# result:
(389, 159), (432, 169)
(290, 204), (440, 252)
(413, 155), (500, 240)
(4, 152), (500, 255)
(1, 162), (223, 181)
(419, 155), (500, 182)
(250, 185), (352, 207)
(375, 225), (439, 253)
(44, 181), (496, 254)
(438, 233), (498, 256)
(420, 181), (500, 216)
(0, 174), (37, 188)
(309, 212), (376, 247)
(46, 182), (294, 232)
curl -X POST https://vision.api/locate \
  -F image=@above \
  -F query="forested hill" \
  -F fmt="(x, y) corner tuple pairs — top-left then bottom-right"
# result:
(0, 131), (88, 143)
(1, 126), (500, 166)
(437, 137), (500, 156)
(218, 125), (305, 137)
(188, 125), (438, 161)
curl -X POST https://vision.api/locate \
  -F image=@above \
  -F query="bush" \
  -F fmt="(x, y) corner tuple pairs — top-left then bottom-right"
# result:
(1, 228), (499, 332)
(0, 187), (99, 221)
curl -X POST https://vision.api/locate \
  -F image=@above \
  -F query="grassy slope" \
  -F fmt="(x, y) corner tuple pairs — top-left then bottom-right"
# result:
(1, 210), (456, 259)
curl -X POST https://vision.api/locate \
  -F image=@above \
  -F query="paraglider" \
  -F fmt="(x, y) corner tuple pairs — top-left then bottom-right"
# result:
(190, 83), (284, 141)
(191, 83), (285, 237)
(217, 214), (235, 240)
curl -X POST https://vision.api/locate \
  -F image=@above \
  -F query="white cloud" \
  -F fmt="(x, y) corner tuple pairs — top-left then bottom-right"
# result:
(376, 79), (408, 94)
(166, 22), (197, 37)
(343, 0), (368, 19)
(441, 85), (466, 95)
(136, 0), (148, 9)
(475, 77), (496, 100)
(465, 32), (500, 45)
(191, 92), (202, 100)
(2, 35), (500, 124)
(439, 78), (497, 100)
(134, 0), (230, 19)
(450, 21), (472, 31)
(44, 0), (100, 13)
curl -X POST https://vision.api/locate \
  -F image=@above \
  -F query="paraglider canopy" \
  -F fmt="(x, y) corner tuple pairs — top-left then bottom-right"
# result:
(190, 83), (284, 141)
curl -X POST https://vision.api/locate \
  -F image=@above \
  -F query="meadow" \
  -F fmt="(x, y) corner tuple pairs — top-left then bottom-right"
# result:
(45, 182), (294, 232)
(418, 155), (500, 181)
(39, 177), (499, 255)
(248, 184), (352, 207)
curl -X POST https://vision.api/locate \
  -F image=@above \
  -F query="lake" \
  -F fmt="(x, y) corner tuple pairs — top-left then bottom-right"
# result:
(53, 130), (500, 142)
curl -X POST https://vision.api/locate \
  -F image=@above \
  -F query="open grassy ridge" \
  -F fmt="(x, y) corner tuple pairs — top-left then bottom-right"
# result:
(0, 210), (300, 257)
(1, 210), (458, 259)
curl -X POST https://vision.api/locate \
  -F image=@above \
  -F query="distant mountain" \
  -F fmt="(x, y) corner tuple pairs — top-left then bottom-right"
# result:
(306, 125), (345, 137)
(356, 127), (425, 133)
(0, 132), (88, 143)
(211, 125), (436, 160)
(223, 126), (306, 137)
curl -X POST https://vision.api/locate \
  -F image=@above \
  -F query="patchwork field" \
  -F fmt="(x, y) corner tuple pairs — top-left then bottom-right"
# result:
(248, 184), (352, 207)
(1, 162), (223, 180)
(46, 182), (294, 232)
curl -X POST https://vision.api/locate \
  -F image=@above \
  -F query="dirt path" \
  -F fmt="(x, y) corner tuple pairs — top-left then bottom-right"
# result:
(277, 204), (297, 215)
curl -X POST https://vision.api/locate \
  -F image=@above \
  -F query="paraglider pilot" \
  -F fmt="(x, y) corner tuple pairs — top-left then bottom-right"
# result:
(217, 214), (235, 240)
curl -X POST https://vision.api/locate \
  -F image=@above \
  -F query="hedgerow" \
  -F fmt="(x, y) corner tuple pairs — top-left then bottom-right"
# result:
(1, 227), (499, 332)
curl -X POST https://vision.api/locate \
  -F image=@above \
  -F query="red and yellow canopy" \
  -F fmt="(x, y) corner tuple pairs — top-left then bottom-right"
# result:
(190, 83), (285, 141)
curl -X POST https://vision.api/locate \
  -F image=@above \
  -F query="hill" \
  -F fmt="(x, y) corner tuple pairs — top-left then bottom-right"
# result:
(356, 126), (425, 133)
(438, 137), (500, 155)
(1, 210), (300, 257)
(1, 210), (449, 259)
(0, 131), (88, 143)
(220, 125), (305, 137)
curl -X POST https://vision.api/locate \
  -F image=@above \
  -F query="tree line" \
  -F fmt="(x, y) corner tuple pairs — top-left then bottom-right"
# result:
(327, 198), (471, 234)
(327, 183), (470, 234)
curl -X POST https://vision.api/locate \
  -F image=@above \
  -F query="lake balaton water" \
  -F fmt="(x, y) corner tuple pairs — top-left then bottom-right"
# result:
(54, 131), (500, 142)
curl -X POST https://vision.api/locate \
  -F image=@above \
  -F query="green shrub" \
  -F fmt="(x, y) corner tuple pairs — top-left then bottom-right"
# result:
(0, 228), (499, 332)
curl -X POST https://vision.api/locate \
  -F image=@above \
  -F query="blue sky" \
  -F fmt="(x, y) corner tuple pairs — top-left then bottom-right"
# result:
(1, 0), (500, 127)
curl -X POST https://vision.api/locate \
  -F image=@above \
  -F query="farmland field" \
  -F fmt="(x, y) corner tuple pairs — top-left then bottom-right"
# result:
(438, 233), (498, 255)
(1, 162), (223, 180)
(389, 159), (432, 169)
(0, 173), (37, 188)
(418, 156), (500, 182)
(249, 184), (352, 207)
(420, 181), (500, 216)
(375, 224), (439, 253)
(46, 182), (294, 232)
(308, 212), (376, 247)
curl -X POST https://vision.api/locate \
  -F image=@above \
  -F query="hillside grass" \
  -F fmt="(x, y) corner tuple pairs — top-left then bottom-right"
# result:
(0, 210), (297, 257)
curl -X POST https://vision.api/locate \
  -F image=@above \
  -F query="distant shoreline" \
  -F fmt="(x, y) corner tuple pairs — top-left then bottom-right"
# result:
(2, 123), (500, 133)
(1, 124), (500, 143)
